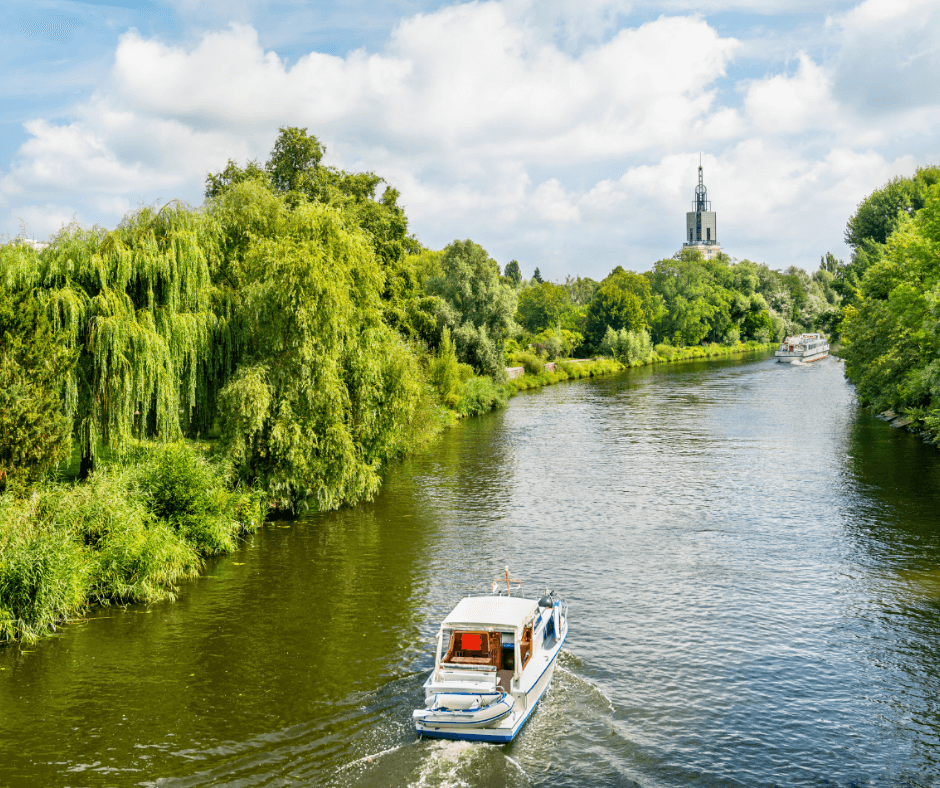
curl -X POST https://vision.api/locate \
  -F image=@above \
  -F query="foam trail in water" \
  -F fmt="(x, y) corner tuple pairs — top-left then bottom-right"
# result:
(503, 753), (528, 777)
(408, 740), (481, 788)
(340, 743), (408, 770)
(557, 665), (615, 712)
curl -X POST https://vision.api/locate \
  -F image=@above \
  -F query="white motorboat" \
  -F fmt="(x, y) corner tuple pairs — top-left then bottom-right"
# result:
(413, 570), (568, 743)
(775, 333), (829, 363)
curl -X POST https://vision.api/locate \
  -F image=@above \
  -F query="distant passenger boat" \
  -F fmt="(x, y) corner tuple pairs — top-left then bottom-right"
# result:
(413, 569), (568, 743)
(775, 333), (829, 363)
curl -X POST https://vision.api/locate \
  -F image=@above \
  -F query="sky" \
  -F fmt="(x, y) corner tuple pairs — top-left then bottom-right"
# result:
(1, 0), (938, 281)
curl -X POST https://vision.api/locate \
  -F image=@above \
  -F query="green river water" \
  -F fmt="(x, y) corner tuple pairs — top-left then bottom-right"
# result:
(2, 353), (940, 787)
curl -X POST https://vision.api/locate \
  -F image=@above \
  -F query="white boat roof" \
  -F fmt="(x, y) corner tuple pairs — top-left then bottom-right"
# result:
(442, 596), (539, 631)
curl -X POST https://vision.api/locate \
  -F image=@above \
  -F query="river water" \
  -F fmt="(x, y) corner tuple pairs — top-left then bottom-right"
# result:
(3, 353), (940, 788)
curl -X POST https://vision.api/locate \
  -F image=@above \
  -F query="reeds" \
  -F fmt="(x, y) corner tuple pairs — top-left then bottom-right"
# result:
(0, 442), (262, 643)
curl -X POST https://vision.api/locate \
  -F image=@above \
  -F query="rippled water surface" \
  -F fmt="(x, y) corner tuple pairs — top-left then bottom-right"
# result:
(3, 353), (940, 788)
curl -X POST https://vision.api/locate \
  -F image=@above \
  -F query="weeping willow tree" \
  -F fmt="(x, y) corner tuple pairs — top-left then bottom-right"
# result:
(210, 181), (441, 511)
(36, 204), (219, 471)
(2, 138), (445, 511)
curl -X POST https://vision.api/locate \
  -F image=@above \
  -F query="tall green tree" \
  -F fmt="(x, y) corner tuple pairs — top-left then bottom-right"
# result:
(211, 182), (440, 511)
(206, 127), (433, 343)
(515, 281), (571, 333)
(265, 126), (325, 194)
(426, 240), (517, 378)
(503, 259), (522, 286)
(0, 264), (73, 487)
(584, 285), (647, 349)
(842, 180), (940, 426)
(36, 205), (219, 472)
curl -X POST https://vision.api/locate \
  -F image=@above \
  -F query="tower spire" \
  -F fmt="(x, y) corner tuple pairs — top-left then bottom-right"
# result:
(683, 156), (720, 258)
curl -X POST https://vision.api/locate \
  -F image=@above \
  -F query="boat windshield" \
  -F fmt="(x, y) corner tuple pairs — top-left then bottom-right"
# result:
(442, 631), (502, 668)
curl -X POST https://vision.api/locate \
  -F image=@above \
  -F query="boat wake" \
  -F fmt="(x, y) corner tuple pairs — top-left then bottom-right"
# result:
(556, 664), (615, 713)
(333, 739), (529, 788)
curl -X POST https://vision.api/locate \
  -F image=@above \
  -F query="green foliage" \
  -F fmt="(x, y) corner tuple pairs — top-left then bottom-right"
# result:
(532, 267), (543, 283)
(515, 281), (571, 333)
(426, 239), (517, 378)
(0, 503), (89, 642)
(22, 204), (218, 462)
(2, 132), (445, 516)
(833, 166), (940, 319)
(844, 167), (940, 248)
(0, 443), (261, 642)
(137, 442), (259, 555)
(601, 327), (654, 365)
(0, 273), (73, 487)
(456, 376), (509, 418)
(842, 180), (940, 430)
(509, 357), (622, 392)
(428, 328), (466, 409)
(646, 252), (838, 346)
(563, 275), (598, 306)
(211, 186), (441, 512)
(265, 126), (326, 194)
(584, 284), (647, 349)
(207, 127), (431, 343)
(513, 350), (546, 376)
(654, 343), (676, 360)
(205, 158), (270, 200)
(503, 259), (522, 286)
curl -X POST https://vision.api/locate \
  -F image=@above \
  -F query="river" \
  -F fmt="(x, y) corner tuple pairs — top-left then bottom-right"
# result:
(2, 353), (940, 788)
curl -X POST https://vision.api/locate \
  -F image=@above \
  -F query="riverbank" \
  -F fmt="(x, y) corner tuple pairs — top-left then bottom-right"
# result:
(506, 341), (776, 393)
(0, 442), (263, 644)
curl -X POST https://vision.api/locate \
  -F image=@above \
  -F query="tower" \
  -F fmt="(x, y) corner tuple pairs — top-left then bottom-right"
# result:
(683, 158), (721, 259)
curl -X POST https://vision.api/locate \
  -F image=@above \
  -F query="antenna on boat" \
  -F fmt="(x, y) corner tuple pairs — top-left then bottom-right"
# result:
(493, 567), (521, 596)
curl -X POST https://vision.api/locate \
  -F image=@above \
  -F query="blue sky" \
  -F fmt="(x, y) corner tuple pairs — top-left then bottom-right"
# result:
(2, 0), (938, 281)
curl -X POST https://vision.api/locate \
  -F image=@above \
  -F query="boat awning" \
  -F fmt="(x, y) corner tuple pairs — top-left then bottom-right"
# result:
(442, 596), (539, 631)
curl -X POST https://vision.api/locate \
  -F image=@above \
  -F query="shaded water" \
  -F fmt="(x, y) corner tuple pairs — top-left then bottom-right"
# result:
(3, 354), (940, 787)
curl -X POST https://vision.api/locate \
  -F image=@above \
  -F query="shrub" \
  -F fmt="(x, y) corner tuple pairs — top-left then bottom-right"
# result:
(0, 441), (264, 642)
(457, 376), (509, 417)
(532, 329), (563, 360)
(654, 343), (676, 361)
(602, 327), (654, 365)
(513, 350), (545, 376)
(0, 511), (89, 642)
(428, 327), (465, 408)
(137, 442), (261, 555)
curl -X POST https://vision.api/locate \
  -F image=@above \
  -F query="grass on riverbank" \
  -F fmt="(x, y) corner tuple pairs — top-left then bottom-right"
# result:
(506, 341), (776, 393)
(0, 442), (263, 643)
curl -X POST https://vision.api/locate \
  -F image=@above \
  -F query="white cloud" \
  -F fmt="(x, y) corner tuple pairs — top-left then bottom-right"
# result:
(743, 54), (837, 135)
(832, 0), (940, 114)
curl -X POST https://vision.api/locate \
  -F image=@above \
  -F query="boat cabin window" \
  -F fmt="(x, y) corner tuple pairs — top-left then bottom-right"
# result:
(520, 625), (533, 669)
(442, 630), (501, 668)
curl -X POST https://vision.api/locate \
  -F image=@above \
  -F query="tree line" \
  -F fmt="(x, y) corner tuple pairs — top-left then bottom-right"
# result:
(837, 166), (940, 439)
(1, 126), (864, 512)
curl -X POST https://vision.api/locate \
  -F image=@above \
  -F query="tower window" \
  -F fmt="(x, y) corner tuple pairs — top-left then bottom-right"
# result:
(707, 228), (711, 241)
(689, 229), (693, 243)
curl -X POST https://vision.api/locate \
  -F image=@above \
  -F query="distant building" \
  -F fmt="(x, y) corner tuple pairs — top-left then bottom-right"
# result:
(683, 160), (721, 260)
(3, 237), (48, 252)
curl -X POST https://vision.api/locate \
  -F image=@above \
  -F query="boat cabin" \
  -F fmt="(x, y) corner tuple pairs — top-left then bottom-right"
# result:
(435, 596), (556, 692)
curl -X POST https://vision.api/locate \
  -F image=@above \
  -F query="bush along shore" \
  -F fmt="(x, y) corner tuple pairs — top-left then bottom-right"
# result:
(0, 443), (264, 643)
(1, 126), (837, 644)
